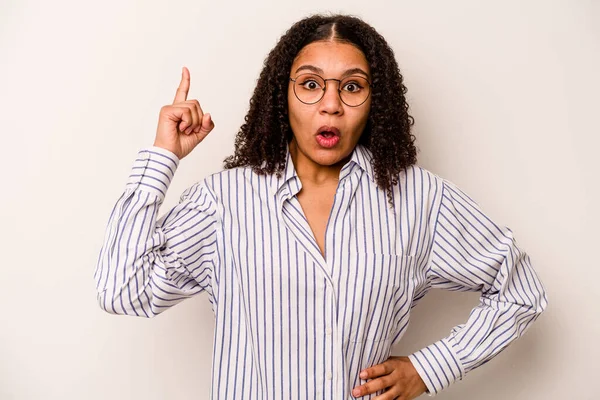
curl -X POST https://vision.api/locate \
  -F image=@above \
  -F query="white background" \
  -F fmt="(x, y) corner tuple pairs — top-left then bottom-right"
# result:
(1, 0), (598, 399)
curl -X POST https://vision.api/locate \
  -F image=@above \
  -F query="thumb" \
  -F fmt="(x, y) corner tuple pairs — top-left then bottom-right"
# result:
(197, 113), (215, 136)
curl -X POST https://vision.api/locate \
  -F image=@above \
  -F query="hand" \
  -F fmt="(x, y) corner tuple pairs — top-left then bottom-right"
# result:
(153, 66), (215, 160)
(352, 356), (428, 399)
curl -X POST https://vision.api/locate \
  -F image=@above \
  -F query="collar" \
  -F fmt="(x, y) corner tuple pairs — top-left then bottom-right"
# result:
(266, 143), (376, 198)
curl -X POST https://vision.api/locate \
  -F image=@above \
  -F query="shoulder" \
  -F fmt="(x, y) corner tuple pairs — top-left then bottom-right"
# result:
(394, 164), (481, 211)
(397, 164), (447, 192)
(400, 164), (483, 211)
(181, 166), (264, 203)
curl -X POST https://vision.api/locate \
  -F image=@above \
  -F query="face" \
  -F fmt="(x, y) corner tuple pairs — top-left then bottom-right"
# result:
(287, 40), (372, 168)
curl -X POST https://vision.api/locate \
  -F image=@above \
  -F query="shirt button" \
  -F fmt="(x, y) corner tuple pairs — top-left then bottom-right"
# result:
(327, 372), (332, 380)
(326, 328), (332, 335)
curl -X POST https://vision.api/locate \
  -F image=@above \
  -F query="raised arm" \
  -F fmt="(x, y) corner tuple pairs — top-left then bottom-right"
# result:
(94, 67), (219, 317)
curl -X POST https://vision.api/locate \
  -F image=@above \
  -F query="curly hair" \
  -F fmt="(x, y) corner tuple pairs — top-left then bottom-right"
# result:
(223, 13), (417, 208)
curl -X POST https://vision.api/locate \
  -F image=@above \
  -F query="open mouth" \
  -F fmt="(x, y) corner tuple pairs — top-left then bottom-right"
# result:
(315, 126), (341, 148)
(317, 125), (340, 137)
(319, 131), (337, 138)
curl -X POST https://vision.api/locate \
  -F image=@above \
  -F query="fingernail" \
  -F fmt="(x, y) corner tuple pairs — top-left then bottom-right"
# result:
(360, 371), (367, 379)
(353, 388), (361, 396)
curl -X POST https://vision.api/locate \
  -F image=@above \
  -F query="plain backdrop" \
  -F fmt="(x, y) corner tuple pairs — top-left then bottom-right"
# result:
(1, 0), (598, 399)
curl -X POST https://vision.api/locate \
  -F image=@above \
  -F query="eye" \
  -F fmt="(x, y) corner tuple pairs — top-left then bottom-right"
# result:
(300, 79), (322, 90)
(342, 81), (364, 93)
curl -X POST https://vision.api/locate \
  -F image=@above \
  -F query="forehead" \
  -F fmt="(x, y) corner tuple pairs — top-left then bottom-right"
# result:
(291, 41), (370, 75)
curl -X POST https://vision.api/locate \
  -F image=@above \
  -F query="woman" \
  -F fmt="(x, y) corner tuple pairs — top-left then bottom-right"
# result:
(95, 14), (548, 399)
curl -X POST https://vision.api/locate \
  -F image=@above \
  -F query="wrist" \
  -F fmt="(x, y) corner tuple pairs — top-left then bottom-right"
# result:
(152, 142), (181, 160)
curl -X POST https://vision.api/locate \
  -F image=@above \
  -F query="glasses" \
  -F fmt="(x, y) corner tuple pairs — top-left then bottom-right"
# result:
(289, 73), (372, 107)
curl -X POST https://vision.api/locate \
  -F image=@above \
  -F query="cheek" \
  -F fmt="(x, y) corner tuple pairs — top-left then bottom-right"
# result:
(287, 101), (305, 138)
(362, 99), (372, 119)
(360, 102), (372, 126)
(288, 99), (311, 130)
(287, 85), (295, 108)
(350, 106), (371, 130)
(288, 87), (300, 121)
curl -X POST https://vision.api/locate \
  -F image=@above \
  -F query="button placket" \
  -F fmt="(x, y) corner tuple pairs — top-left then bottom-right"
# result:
(329, 282), (343, 399)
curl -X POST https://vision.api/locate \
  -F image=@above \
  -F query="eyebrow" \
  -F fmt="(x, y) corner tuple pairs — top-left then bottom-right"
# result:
(294, 65), (370, 79)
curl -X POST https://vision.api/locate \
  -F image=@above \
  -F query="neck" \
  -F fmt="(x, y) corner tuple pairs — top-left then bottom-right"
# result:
(288, 139), (349, 187)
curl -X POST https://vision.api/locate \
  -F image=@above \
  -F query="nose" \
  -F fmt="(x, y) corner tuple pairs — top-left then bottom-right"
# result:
(318, 80), (343, 115)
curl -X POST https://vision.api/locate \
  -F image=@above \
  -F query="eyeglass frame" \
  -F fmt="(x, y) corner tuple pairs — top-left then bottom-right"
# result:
(289, 73), (373, 107)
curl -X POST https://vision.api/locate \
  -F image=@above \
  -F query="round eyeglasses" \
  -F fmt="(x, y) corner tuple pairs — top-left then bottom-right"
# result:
(289, 73), (372, 107)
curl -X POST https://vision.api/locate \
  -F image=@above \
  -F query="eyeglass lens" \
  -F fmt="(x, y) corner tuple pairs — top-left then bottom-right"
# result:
(292, 73), (370, 106)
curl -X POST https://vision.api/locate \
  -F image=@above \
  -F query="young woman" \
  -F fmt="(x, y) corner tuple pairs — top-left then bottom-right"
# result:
(95, 14), (548, 400)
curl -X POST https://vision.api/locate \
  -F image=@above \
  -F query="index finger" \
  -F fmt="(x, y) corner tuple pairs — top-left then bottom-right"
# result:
(173, 66), (190, 104)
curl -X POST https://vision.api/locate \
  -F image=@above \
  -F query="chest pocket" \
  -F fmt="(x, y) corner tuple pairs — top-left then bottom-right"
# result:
(346, 253), (417, 344)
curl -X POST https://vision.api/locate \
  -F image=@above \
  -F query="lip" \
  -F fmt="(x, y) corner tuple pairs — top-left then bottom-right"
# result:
(316, 125), (341, 136)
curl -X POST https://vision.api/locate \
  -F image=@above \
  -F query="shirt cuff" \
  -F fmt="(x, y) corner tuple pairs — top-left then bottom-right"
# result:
(125, 146), (180, 200)
(407, 337), (465, 397)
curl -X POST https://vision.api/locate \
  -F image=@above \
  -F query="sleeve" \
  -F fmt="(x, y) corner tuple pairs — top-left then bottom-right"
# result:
(407, 179), (548, 397)
(93, 146), (220, 317)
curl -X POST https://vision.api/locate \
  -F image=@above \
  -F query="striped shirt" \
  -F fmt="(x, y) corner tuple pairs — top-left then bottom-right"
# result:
(94, 143), (548, 399)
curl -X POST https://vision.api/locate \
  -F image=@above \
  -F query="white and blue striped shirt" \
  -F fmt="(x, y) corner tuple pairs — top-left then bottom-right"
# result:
(94, 143), (548, 399)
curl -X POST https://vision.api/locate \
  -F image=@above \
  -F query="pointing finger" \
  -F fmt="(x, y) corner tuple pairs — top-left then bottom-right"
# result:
(173, 66), (190, 104)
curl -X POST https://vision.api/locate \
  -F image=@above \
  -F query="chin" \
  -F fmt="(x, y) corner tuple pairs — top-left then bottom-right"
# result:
(311, 146), (350, 165)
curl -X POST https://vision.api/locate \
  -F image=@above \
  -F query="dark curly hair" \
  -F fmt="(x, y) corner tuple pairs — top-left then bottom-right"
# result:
(223, 13), (417, 208)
